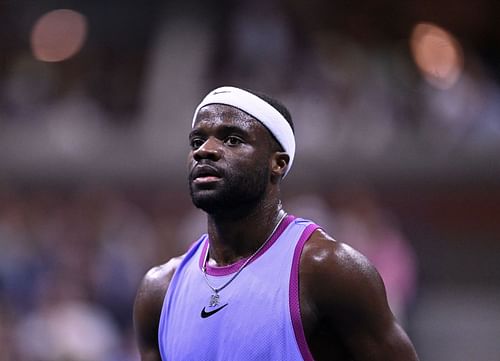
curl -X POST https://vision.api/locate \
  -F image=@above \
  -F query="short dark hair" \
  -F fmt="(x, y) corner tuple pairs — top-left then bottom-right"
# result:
(244, 89), (295, 134)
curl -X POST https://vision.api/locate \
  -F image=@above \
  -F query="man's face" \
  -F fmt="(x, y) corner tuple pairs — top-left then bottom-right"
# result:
(188, 104), (275, 215)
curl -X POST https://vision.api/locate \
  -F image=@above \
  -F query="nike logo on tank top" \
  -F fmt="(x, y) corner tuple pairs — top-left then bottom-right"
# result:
(158, 215), (319, 361)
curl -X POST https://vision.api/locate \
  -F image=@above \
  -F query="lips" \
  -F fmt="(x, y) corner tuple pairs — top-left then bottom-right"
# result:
(191, 164), (222, 184)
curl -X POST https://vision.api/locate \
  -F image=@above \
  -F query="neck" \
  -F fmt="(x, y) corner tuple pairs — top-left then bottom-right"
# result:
(205, 198), (285, 266)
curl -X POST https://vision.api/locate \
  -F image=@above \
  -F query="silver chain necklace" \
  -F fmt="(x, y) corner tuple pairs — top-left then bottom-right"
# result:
(201, 211), (288, 307)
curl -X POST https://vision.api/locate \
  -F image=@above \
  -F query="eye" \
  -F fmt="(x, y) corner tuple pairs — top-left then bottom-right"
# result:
(225, 136), (243, 146)
(190, 137), (205, 150)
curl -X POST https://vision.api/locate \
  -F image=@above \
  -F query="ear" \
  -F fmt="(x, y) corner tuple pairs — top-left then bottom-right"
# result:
(270, 152), (290, 182)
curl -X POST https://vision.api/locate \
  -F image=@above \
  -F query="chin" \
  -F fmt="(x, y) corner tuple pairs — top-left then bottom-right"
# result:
(190, 190), (225, 214)
(189, 173), (269, 215)
(192, 199), (226, 215)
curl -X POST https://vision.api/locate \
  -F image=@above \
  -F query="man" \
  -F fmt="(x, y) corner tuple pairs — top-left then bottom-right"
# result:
(134, 86), (419, 360)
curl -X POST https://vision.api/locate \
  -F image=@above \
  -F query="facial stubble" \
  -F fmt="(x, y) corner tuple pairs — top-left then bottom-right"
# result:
(189, 161), (270, 216)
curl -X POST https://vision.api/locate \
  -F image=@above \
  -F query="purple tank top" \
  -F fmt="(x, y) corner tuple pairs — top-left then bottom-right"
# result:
(158, 215), (319, 360)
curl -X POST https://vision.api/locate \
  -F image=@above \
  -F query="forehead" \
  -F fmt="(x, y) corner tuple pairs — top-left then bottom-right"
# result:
(193, 104), (267, 134)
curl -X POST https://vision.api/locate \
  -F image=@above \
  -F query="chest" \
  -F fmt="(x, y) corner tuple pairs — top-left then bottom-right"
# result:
(162, 258), (301, 360)
(159, 219), (319, 360)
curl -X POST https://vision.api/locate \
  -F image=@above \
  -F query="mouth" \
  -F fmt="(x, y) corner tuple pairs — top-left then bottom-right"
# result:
(191, 165), (222, 184)
(193, 175), (221, 184)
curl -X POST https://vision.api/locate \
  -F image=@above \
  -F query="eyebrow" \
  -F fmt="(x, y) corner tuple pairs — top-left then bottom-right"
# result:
(189, 124), (252, 139)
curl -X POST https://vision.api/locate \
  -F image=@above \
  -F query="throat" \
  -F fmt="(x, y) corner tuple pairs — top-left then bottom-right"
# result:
(205, 252), (247, 267)
(204, 209), (288, 267)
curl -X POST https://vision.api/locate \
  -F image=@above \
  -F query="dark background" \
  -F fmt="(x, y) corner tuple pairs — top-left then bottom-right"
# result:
(0, 1), (499, 360)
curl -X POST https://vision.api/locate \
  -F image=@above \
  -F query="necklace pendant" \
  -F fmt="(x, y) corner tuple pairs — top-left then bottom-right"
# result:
(209, 293), (220, 307)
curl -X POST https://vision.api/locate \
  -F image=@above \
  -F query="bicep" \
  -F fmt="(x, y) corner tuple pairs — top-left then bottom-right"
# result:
(137, 349), (163, 361)
(308, 239), (419, 360)
(133, 275), (163, 361)
(133, 260), (180, 361)
(336, 262), (410, 359)
(341, 314), (419, 361)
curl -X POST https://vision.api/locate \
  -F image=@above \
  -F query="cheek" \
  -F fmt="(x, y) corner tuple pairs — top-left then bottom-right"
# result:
(231, 148), (264, 165)
(229, 153), (270, 177)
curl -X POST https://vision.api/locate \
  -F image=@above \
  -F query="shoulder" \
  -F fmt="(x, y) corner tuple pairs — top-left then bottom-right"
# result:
(134, 255), (184, 317)
(299, 228), (420, 360)
(133, 256), (184, 355)
(300, 228), (388, 316)
(141, 257), (184, 294)
(301, 228), (376, 279)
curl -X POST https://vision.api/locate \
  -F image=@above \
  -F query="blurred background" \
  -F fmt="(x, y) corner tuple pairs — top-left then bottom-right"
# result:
(0, 0), (499, 360)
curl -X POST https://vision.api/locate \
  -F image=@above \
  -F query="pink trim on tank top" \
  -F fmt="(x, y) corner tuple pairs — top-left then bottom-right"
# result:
(289, 223), (319, 361)
(199, 215), (295, 276)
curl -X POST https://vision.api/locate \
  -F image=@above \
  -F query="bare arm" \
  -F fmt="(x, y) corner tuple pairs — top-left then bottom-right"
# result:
(133, 257), (183, 361)
(302, 230), (419, 360)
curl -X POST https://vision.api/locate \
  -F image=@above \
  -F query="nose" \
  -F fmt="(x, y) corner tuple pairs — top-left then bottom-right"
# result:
(193, 137), (222, 162)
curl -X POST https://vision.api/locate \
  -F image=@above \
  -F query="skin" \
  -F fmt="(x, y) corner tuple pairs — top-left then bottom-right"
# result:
(134, 104), (420, 361)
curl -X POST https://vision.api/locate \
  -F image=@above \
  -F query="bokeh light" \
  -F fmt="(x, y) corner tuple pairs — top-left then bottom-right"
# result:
(410, 22), (464, 90)
(31, 9), (88, 63)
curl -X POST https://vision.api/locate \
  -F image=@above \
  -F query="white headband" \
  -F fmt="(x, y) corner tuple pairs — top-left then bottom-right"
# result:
(192, 86), (295, 176)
